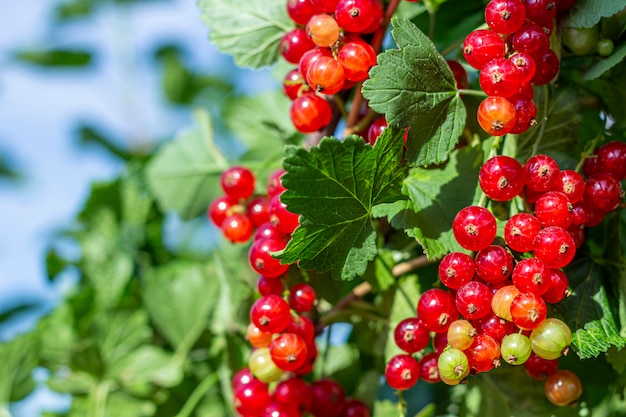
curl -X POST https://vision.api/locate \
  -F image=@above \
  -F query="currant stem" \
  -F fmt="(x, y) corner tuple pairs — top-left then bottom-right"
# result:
(530, 84), (550, 156)
(315, 281), (372, 332)
(457, 89), (488, 98)
(175, 373), (220, 417)
(392, 255), (430, 277)
(333, 94), (349, 120)
(397, 390), (408, 417)
(574, 133), (603, 173)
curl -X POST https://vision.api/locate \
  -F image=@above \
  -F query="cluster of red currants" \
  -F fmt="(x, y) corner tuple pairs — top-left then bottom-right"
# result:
(280, 0), (382, 133)
(385, 146), (625, 406)
(465, 0), (575, 136)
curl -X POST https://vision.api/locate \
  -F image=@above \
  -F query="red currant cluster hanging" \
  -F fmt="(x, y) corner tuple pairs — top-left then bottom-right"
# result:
(384, 144), (625, 406)
(464, 0), (575, 136)
(280, 0), (382, 133)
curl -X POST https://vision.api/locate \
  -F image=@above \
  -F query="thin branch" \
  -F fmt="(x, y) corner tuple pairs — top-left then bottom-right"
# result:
(391, 255), (430, 277)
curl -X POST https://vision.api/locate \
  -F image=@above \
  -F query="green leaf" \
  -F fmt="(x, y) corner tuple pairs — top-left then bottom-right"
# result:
(95, 310), (152, 372)
(553, 256), (626, 359)
(142, 260), (218, 352)
(0, 333), (38, 403)
(362, 18), (466, 167)
(373, 400), (403, 417)
(198, 0), (293, 68)
(380, 143), (483, 260)
(563, 0), (626, 28)
(582, 43), (626, 81)
(109, 345), (183, 388)
(278, 128), (406, 281)
(14, 48), (93, 68)
(146, 108), (228, 220)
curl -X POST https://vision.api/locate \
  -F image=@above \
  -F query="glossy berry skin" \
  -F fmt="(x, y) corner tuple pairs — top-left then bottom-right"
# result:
(417, 288), (458, 333)
(501, 333), (532, 365)
(343, 398), (371, 417)
(522, 0), (557, 26)
(289, 283), (316, 312)
(306, 13), (340, 47)
(221, 166), (255, 200)
(463, 29), (507, 70)
(394, 317), (431, 353)
(247, 322), (273, 348)
(311, 0), (340, 12)
(208, 195), (239, 227)
(306, 55), (345, 94)
(504, 212), (542, 252)
(456, 281), (493, 320)
(535, 191), (573, 229)
(446, 319), (477, 350)
(254, 221), (287, 243)
(433, 332), (449, 354)
(222, 213), (253, 243)
(583, 172), (623, 213)
(263, 402), (300, 417)
(480, 155), (525, 202)
(438, 252), (475, 289)
(474, 245), (514, 284)
(283, 68), (309, 100)
(597, 141), (626, 179)
(287, 0), (318, 25)
(250, 294), (291, 334)
(508, 93), (537, 134)
(257, 275), (283, 296)
(544, 370), (583, 406)
(367, 117), (387, 146)
(290, 93), (332, 133)
(510, 292), (547, 330)
(475, 311), (516, 342)
(285, 315), (315, 345)
(477, 96), (517, 136)
(246, 197), (270, 228)
(452, 206), (497, 251)
(385, 354), (420, 390)
(542, 268), (569, 304)
(530, 318), (572, 360)
(280, 28), (316, 64)
(418, 352), (441, 384)
(437, 348), (470, 384)
(491, 285), (521, 321)
(555, 170), (585, 203)
(512, 23), (550, 57)
(524, 154), (560, 192)
(298, 48), (333, 81)
(270, 333), (308, 371)
(512, 257), (550, 295)
(234, 377), (271, 416)
(232, 367), (256, 389)
(532, 226), (576, 269)
(335, 0), (381, 33)
(466, 333), (501, 373)
(269, 193), (300, 235)
(309, 379), (346, 417)
(249, 347), (283, 383)
(249, 236), (290, 278)
(532, 49), (560, 85)
(485, 0), (526, 34)
(524, 352), (558, 379)
(479, 58), (522, 98)
(273, 377), (312, 415)
(337, 40), (377, 82)
(446, 60), (469, 89)
(267, 169), (287, 198)
(509, 52), (536, 83)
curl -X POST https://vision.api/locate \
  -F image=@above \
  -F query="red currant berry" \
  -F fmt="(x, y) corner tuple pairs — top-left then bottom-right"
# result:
(283, 68), (310, 100)
(234, 377), (271, 416)
(456, 281), (493, 320)
(463, 29), (507, 70)
(247, 322), (273, 348)
(221, 166), (255, 199)
(417, 288), (458, 333)
(250, 294), (291, 334)
(280, 28), (316, 64)
(534, 191), (573, 229)
(465, 333), (501, 373)
(505, 212), (542, 253)
(544, 370), (583, 406)
(477, 96), (517, 136)
(366, 117), (387, 146)
(249, 236), (290, 278)
(270, 333), (308, 371)
(343, 398), (371, 417)
(485, 0), (526, 34)
(491, 285), (521, 321)
(510, 292), (547, 330)
(479, 58), (522, 98)
(542, 268), (569, 303)
(257, 275), (283, 296)
(512, 23), (550, 57)
(385, 354), (420, 390)
(597, 141), (626, 180)
(438, 251), (475, 289)
(208, 195), (239, 227)
(247, 197), (271, 228)
(394, 317), (431, 353)
(309, 379), (346, 417)
(475, 310), (516, 342)
(524, 154), (560, 192)
(306, 13), (340, 47)
(222, 213), (254, 243)
(583, 172), (624, 213)
(474, 245), (514, 284)
(524, 352), (558, 379)
(521, 0), (556, 27)
(452, 206), (497, 251)
(273, 377), (312, 415)
(287, 0), (318, 25)
(289, 283), (316, 312)
(269, 193), (300, 235)
(555, 169), (585, 203)
(509, 52), (536, 83)
(418, 352), (441, 384)
(508, 93), (538, 134)
(337, 40), (377, 82)
(254, 221), (287, 242)
(285, 315), (315, 345)
(532, 226), (576, 269)
(512, 257), (550, 295)
(267, 169), (287, 198)
(531, 49), (560, 85)
(310, 0), (339, 12)
(306, 55), (345, 95)
(290, 93), (332, 133)
(447, 319), (477, 350)
(335, 0), (381, 33)
(479, 155), (525, 202)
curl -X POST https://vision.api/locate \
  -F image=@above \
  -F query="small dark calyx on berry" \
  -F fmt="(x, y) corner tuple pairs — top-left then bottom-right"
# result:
(468, 304), (477, 314)
(404, 332), (415, 342)
(500, 10), (511, 20)
(465, 223), (478, 236)
(532, 273), (543, 285)
(428, 368), (439, 379)
(564, 182), (574, 194)
(491, 71), (504, 83)
(562, 346), (570, 356)
(506, 354), (518, 364)
(528, 308), (540, 322)
(529, 118), (538, 126)
(454, 364), (465, 377)
(287, 354), (297, 362)
(491, 120), (504, 131)
(349, 7), (360, 17)
(511, 226), (521, 236)
(401, 369), (413, 381)
(539, 165), (550, 177)
(498, 176), (509, 189)
(502, 266), (509, 275)
(547, 1), (556, 10)
(259, 316), (270, 326)
(559, 243), (569, 254)
(463, 46), (473, 55)
(493, 358), (502, 368)
(438, 313), (450, 326)
(255, 259), (265, 269)
(316, 85), (324, 93)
